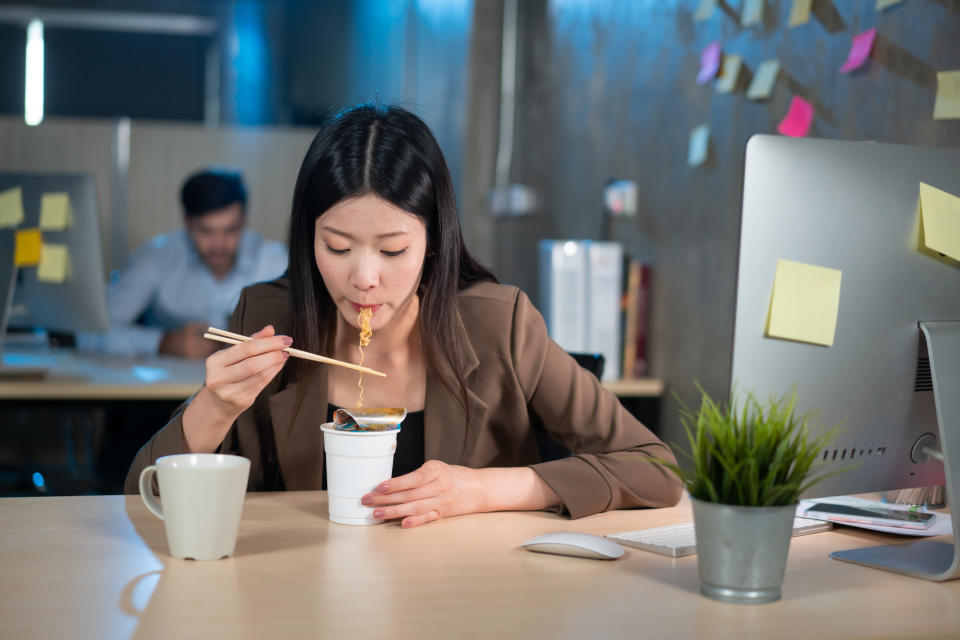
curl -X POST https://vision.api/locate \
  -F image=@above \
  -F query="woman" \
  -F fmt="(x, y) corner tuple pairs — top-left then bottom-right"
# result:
(126, 104), (681, 527)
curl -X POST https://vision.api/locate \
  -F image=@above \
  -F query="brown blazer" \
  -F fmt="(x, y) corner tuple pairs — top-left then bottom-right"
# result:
(125, 279), (682, 518)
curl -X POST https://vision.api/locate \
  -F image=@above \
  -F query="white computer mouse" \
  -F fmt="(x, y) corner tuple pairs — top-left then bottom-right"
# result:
(521, 531), (625, 560)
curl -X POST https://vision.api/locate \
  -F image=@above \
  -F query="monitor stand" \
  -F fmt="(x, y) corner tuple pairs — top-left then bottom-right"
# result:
(830, 321), (960, 581)
(0, 230), (48, 380)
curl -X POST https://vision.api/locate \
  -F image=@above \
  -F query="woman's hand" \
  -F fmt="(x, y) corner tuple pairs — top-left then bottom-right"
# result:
(201, 324), (291, 419)
(360, 461), (562, 528)
(181, 325), (290, 453)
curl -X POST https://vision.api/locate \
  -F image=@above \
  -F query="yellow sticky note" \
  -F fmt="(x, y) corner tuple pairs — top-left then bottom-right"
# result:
(694, 0), (717, 21)
(934, 71), (960, 121)
(876, 0), (903, 9)
(919, 182), (960, 261)
(766, 259), (842, 347)
(688, 124), (710, 168)
(742, 0), (764, 27)
(0, 187), (25, 229)
(39, 193), (73, 230)
(716, 55), (743, 94)
(14, 228), (42, 266)
(37, 243), (71, 283)
(747, 59), (780, 100)
(788, 0), (813, 27)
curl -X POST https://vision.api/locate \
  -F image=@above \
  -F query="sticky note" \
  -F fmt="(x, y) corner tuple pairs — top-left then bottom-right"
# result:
(919, 183), (960, 262)
(697, 41), (722, 85)
(934, 71), (960, 121)
(694, 0), (717, 21)
(688, 124), (710, 168)
(777, 96), (814, 137)
(14, 228), (42, 266)
(747, 59), (781, 100)
(766, 259), (843, 347)
(716, 55), (743, 93)
(37, 243), (71, 283)
(876, 0), (903, 9)
(839, 29), (877, 73)
(0, 187), (25, 229)
(788, 0), (813, 27)
(742, 0), (764, 27)
(39, 193), (73, 230)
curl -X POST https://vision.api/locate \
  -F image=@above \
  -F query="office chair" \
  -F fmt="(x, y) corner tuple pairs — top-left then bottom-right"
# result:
(532, 352), (605, 462)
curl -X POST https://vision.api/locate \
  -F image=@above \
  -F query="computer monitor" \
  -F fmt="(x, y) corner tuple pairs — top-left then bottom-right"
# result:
(0, 173), (108, 356)
(731, 135), (960, 581)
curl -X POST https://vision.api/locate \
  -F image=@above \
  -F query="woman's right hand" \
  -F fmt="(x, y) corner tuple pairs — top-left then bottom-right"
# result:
(181, 325), (291, 453)
(203, 324), (291, 418)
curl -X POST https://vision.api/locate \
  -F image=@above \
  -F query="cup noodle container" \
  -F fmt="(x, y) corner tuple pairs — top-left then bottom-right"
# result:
(321, 423), (400, 525)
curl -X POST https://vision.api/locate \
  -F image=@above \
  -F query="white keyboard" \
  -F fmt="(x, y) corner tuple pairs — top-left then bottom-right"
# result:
(606, 517), (833, 558)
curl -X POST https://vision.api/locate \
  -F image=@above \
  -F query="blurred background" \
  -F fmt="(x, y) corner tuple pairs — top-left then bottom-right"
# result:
(1, 0), (959, 494)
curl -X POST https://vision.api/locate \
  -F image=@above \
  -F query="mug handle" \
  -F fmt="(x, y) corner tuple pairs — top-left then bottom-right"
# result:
(139, 465), (164, 520)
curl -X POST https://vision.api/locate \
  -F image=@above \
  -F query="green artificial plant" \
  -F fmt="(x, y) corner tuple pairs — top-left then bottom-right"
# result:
(653, 384), (851, 507)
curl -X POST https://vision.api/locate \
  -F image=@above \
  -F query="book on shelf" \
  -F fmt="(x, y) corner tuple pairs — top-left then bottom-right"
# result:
(621, 260), (651, 380)
(538, 240), (623, 381)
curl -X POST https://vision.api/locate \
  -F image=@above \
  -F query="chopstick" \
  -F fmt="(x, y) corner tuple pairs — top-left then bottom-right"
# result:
(204, 326), (386, 377)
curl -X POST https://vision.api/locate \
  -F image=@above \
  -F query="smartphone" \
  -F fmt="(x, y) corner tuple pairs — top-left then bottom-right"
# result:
(803, 502), (936, 530)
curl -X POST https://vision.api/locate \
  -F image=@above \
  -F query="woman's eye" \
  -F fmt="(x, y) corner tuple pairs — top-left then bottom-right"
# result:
(325, 244), (349, 255)
(381, 249), (407, 257)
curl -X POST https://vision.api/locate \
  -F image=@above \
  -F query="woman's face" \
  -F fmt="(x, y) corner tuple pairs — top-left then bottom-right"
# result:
(314, 194), (428, 332)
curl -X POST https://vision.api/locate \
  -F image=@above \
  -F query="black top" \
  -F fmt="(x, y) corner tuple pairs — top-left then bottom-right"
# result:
(321, 405), (426, 491)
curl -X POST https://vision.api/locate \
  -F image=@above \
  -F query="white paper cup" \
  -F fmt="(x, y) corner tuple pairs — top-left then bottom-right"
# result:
(321, 423), (400, 525)
(138, 454), (250, 560)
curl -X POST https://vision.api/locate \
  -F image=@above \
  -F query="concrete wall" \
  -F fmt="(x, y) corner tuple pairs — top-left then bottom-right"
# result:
(463, 0), (960, 445)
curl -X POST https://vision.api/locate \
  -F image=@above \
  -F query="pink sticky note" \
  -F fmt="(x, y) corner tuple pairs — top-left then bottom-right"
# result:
(697, 41), (722, 85)
(777, 96), (814, 137)
(839, 28), (877, 73)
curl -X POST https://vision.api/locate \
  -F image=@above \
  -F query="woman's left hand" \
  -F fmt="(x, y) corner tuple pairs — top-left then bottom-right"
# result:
(360, 460), (488, 528)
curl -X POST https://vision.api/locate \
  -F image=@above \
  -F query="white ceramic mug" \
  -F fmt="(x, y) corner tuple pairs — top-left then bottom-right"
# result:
(139, 453), (251, 560)
(321, 424), (399, 525)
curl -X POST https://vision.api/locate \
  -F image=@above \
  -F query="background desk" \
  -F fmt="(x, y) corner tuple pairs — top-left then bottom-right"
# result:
(0, 346), (664, 496)
(2, 493), (958, 639)
(0, 347), (204, 495)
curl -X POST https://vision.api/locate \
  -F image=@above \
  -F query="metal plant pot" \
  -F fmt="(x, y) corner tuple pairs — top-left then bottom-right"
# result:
(691, 496), (797, 604)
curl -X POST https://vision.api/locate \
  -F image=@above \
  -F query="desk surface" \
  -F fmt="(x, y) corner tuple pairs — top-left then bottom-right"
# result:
(0, 347), (204, 400)
(2, 492), (958, 639)
(0, 347), (663, 401)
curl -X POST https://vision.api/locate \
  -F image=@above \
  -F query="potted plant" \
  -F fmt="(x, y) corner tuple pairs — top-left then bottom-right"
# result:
(651, 385), (847, 604)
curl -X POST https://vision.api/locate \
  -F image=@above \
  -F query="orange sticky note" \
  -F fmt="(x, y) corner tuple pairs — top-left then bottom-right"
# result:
(14, 228), (42, 266)
(37, 243), (71, 283)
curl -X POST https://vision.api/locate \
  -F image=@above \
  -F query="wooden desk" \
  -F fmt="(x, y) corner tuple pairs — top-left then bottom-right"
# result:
(0, 347), (204, 400)
(1, 347), (661, 400)
(2, 493), (958, 639)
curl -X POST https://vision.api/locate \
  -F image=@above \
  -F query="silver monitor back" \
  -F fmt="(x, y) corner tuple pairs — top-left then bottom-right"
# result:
(0, 173), (108, 334)
(731, 135), (960, 499)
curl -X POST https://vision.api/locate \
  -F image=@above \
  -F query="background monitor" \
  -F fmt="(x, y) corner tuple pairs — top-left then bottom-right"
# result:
(731, 135), (960, 579)
(0, 173), (108, 342)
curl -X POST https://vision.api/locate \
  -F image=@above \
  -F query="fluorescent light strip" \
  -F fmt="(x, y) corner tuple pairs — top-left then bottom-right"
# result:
(25, 19), (44, 126)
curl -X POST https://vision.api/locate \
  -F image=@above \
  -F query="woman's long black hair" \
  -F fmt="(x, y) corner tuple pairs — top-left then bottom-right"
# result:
(287, 104), (496, 415)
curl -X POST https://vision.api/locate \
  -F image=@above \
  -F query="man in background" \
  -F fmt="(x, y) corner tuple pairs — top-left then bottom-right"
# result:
(78, 168), (287, 358)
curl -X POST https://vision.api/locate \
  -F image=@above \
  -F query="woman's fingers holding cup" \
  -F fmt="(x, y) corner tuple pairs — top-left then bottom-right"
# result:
(401, 510), (441, 529)
(364, 461), (486, 527)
